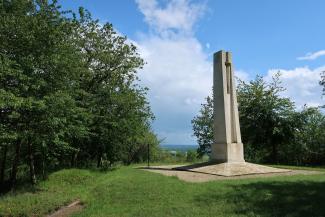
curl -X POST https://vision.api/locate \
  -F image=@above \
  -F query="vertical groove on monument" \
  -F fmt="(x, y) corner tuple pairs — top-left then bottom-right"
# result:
(212, 50), (244, 163)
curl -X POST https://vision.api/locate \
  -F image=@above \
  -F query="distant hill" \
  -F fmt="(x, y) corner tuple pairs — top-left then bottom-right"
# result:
(160, 144), (198, 152)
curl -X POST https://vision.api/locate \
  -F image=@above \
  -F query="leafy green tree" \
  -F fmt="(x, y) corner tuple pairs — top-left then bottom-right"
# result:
(0, 0), (87, 186)
(237, 73), (299, 163)
(123, 130), (160, 165)
(0, 0), (158, 189)
(192, 73), (304, 164)
(73, 10), (154, 166)
(191, 96), (213, 157)
(186, 150), (198, 162)
(292, 107), (325, 165)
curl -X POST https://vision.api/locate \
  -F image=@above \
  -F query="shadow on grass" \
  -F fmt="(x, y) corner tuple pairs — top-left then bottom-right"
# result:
(138, 162), (234, 177)
(173, 161), (215, 170)
(137, 165), (229, 178)
(0, 180), (43, 195)
(195, 180), (325, 217)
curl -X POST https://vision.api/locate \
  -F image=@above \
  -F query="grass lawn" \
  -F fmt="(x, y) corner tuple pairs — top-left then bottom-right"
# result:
(1, 165), (325, 217)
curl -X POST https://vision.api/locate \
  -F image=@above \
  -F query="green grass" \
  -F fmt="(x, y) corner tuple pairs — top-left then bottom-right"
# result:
(269, 164), (325, 172)
(0, 169), (100, 216)
(1, 165), (325, 217)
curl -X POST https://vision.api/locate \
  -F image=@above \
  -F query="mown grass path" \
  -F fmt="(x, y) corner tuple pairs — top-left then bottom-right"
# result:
(1, 166), (325, 217)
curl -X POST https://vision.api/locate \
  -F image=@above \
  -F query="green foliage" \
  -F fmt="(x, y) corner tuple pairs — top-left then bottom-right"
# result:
(186, 150), (198, 162)
(150, 149), (199, 164)
(0, 0), (158, 188)
(237, 73), (300, 163)
(290, 107), (325, 165)
(192, 73), (325, 165)
(1, 0), (86, 186)
(191, 96), (213, 157)
(72, 9), (156, 167)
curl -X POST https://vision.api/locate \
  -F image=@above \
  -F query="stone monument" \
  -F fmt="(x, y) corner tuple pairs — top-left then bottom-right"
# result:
(212, 50), (244, 163)
(174, 50), (290, 176)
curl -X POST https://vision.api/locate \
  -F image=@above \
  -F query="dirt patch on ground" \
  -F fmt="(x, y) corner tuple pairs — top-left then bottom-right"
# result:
(47, 200), (83, 217)
(140, 165), (323, 183)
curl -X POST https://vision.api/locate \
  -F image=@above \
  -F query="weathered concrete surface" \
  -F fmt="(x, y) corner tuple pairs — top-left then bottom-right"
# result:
(140, 165), (322, 183)
(212, 51), (244, 162)
(174, 162), (290, 177)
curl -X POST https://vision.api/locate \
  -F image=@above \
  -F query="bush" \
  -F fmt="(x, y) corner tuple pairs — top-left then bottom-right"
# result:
(186, 150), (197, 162)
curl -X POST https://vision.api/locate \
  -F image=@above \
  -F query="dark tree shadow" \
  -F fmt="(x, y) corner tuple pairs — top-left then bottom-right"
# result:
(0, 180), (43, 195)
(137, 163), (230, 177)
(173, 161), (215, 170)
(136, 166), (176, 173)
(195, 180), (325, 217)
(137, 161), (214, 171)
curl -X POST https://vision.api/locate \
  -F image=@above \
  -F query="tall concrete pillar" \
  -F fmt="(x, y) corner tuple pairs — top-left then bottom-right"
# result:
(211, 50), (245, 162)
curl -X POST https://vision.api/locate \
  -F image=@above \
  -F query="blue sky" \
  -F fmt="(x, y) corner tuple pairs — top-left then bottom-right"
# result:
(60, 0), (324, 145)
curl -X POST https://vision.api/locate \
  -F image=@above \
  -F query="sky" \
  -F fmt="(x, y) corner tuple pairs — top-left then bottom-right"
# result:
(60, 0), (325, 145)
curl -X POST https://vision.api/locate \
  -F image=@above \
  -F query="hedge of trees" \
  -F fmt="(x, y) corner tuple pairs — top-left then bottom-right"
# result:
(0, 0), (159, 189)
(192, 73), (325, 165)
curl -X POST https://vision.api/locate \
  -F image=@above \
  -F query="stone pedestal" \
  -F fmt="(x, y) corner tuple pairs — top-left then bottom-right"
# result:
(212, 51), (244, 163)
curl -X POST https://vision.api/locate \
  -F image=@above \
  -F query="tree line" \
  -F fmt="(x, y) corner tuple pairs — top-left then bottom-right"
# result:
(192, 73), (325, 165)
(0, 0), (159, 189)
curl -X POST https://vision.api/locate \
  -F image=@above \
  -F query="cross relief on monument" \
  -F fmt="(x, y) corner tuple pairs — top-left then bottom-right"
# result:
(225, 52), (231, 95)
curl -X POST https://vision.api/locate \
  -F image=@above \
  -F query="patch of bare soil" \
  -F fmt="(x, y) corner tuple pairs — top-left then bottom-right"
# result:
(47, 200), (83, 217)
(140, 165), (323, 183)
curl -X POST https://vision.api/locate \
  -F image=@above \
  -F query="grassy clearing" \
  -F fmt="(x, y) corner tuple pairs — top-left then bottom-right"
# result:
(1, 165), (325, 217)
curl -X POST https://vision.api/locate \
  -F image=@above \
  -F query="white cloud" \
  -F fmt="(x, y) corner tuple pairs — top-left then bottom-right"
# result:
(137, 36), (212, 105)
(235, 70), (251, 83)
(134, 0), (210, 144)
(135, 0), (206, 36)
(266, 66), (324, 108)
(297, 50), (325, 60)
(136, 35), (212, 144)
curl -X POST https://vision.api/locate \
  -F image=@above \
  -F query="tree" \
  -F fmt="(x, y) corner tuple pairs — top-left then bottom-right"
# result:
(0, 0), (158, 189)
(192, 73), (302, 164)
(191, 96), (213, 157)
(73, 9), (154, 166)
(292, 107), (325, 165)
(237, 73), (299, 163)
(0, 0), (87, 186)
(186, 150), (198, 162)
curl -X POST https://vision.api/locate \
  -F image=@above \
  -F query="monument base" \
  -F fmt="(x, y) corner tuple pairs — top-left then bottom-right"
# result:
(174, 162), (290, 177)
(211, 142), (245, 163)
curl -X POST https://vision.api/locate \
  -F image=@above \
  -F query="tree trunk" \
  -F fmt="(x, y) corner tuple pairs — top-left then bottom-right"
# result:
(97, 153), (102, 168)
(272, 143), (278, 164)
(28, 143), (37, 185)
(70, 149), (79, 168)
(0, 145), (8, 185)
(41, 147), (45, 180)
(10, 140), (22, 187)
